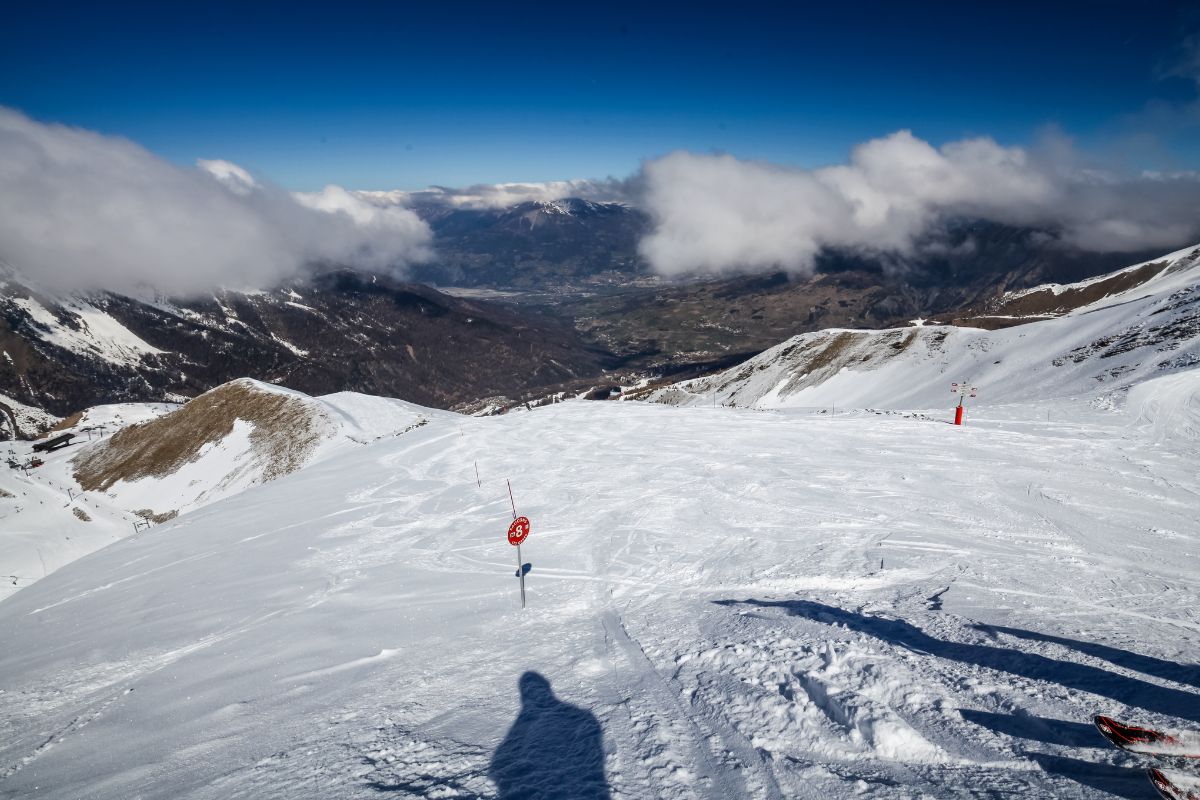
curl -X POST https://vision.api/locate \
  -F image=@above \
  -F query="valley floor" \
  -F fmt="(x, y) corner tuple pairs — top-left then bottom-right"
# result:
(1, 400), (1198, 798)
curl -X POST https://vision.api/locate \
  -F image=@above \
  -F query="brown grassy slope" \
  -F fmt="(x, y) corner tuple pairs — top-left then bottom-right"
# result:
(39, 412), (84, 439)
(74, 379), (329, 492)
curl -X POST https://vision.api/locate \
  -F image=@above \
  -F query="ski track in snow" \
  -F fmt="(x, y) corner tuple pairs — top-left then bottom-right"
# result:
(0, 401), (1198, 798)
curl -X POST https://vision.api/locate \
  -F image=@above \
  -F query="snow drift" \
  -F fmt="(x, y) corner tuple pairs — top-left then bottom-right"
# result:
(1125, 369), (1200, 444)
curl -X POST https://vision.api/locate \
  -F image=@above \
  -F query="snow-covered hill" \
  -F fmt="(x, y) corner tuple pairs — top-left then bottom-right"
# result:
(642, 244), (1200, 413)
(0, 381), (436, 603)
(71, 378), (433, 520)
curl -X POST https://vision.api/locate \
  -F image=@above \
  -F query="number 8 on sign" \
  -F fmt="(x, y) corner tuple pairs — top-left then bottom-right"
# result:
(508, 516), (530, 546)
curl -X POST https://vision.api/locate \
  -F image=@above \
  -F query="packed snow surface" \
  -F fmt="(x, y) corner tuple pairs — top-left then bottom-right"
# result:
(1, 394), (1198, 798)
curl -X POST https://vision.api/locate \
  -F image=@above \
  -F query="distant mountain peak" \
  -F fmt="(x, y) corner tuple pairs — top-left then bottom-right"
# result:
(516, 198), (629, 217)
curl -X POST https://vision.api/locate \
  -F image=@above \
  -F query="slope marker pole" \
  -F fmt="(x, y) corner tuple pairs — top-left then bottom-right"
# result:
(516, 543), (525, 608)
(507, 479), (526, 608)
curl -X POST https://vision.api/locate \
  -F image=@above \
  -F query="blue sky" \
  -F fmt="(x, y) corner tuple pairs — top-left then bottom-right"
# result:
(3, 1), (1198, 190)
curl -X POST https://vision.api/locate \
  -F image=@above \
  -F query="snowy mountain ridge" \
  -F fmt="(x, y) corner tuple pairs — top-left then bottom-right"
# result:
(0, 390), (60, 439)
(0, 267), (605, 425)
(8, 293), (167, 368)
(997, 241), (1200, 304)
(642, 243), (1200, 412)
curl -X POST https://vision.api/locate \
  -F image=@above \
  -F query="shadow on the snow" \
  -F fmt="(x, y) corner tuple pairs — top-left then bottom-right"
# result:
(971, 622), (1200, 690)
(1025, 752), (1158, 799)
(488, 671), (611, 800)
(959, 708), (1104, 748)
(953, 710), (1157, 797)
(713, 599), (1200, 723)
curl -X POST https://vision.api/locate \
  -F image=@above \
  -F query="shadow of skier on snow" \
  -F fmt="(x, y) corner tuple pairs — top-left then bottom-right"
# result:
(488, 671), (610, 800)
(713, 599), (1200, 723)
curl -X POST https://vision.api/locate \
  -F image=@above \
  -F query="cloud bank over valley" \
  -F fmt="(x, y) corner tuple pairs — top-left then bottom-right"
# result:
(636, 131), (1200, 277)
(3, 109), (1200, 292)
(0, 109), (433, 296)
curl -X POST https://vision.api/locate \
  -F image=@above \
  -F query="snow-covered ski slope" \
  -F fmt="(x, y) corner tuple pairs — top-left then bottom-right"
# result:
(1, 390), (1199, 798)
(645, 244), (1200, 412)
(0, 403), (176, 603)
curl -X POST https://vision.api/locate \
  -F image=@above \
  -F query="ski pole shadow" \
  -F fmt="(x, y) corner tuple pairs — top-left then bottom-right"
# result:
(713, 599), (1200, 723)
(959, 710), (1159, 798)
(959, 708), (1104, 748)
(971, 622), (1200, 691)
(1024, 752), (1158, 799)
(488, 671), (611, 800)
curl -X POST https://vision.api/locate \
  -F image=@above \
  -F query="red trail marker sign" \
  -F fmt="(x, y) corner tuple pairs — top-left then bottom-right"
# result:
(508, 516), (530, 546)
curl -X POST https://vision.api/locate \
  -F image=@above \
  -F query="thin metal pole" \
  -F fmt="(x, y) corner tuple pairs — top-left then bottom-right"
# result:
(475, 461), (481, 487)
(507, 479), (517, 520)
(517, 543), (525, 608)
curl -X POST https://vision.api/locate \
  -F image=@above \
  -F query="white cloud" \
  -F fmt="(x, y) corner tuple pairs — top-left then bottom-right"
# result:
(0, 109), (433, 296)
(196, 159), (258, 195)
(291, 184), (433, 261)
(637, 131), (1200, 277)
